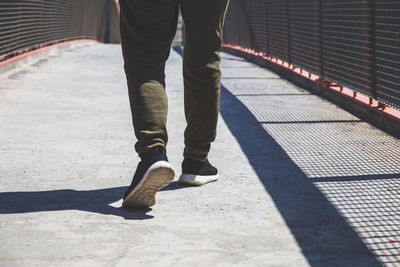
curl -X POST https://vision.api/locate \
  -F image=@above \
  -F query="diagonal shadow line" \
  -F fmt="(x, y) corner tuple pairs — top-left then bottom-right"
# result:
(0, 186), (153, 220)
(383, 261), (400, 264)
(172, 47), (382, 266)
(160, 181), (187, 191)
(222, 77), (281, 80)
(311, 173), (400, 183)
(259, 119), (362, 124)
(235, 93), (312, 97)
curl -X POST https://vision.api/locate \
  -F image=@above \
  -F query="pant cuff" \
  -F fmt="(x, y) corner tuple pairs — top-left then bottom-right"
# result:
(137, 142), (166, 157)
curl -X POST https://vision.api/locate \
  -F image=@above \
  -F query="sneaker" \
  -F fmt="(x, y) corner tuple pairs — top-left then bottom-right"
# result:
(123, 146), (175, 208)
(178, 158), (219, 186)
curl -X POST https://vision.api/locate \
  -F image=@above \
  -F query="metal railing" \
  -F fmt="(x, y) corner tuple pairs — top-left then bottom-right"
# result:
(222, 0), (400, 110)
(0, 0), (120, 62)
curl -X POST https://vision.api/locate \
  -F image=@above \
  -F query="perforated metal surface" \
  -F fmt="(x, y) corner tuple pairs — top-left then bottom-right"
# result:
(316, 179), (400, 266)
(263, 122), (400, 178)
(0, 0), (120, 60)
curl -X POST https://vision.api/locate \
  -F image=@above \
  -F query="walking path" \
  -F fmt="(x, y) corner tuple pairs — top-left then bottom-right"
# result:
(0, 43), (399, 266)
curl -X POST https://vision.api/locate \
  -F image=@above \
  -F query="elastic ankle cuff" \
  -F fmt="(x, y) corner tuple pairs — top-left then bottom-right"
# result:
(139, 145), (166, 159)
(183, 147), (208, 162)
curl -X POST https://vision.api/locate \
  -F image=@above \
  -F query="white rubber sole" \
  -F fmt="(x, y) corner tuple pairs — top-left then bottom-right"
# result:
(122, 161), (175, 208)
(178, 173), (219, 186)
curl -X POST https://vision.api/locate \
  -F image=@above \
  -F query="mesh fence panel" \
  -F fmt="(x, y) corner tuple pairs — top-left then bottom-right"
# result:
(250, 0), (267, 54)
(375, 1), (400, 108)
(266, 0), (289, 62)
(239, 1), (252, 49)
(223, 0), (240, 46)
(0, 0), (120, 61)
(288, 0), (322, 76)
(223, 0), (400, 109)
(322, 0), (373, 96)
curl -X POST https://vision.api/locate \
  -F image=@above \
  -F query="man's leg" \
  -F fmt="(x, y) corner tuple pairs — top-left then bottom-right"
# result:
(120, 0), (179, 156)
(178, 0), (229, 185)
(120, 0), (178, 207)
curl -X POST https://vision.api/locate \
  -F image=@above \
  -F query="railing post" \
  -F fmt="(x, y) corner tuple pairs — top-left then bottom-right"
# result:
(319, 0), (324, 77)
(370, 0), (377, 100)
(265, 0), (269, 56)
(286, 0), (291, 64)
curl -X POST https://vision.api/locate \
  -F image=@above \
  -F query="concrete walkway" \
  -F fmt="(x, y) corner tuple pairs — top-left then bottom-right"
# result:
(0, 43), (399, 266)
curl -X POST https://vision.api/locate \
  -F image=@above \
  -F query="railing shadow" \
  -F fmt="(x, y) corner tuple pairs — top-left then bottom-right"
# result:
(0, 186), (153, 220)
(219, 83), (381, 266)
(172, 46), (381, 266)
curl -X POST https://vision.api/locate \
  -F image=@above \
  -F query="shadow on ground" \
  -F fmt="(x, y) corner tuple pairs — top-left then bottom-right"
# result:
(172, 46), (381, 266)
(161, 181), (187, 191)
(0, 186), (153, 220)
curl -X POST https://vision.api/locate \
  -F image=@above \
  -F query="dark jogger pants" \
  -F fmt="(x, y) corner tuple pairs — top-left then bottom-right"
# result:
(120, 0), (229, 161)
